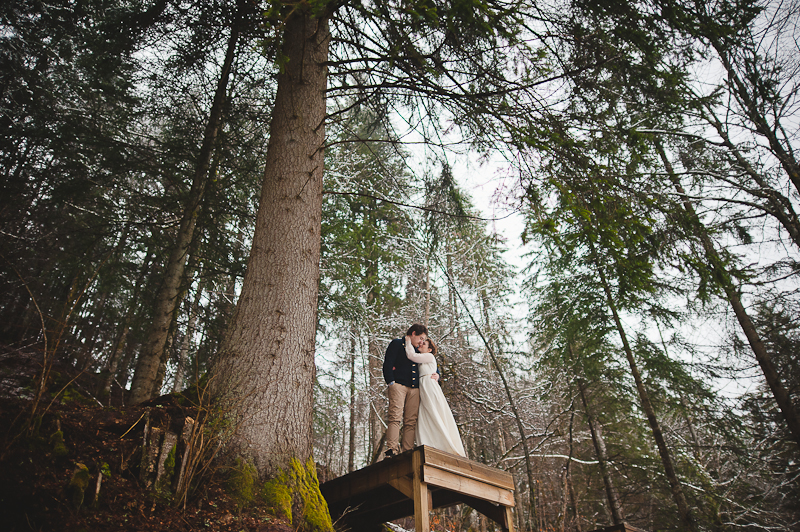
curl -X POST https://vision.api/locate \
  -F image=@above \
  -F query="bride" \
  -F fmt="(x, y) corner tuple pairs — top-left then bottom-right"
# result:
(405, 336), (466, 457)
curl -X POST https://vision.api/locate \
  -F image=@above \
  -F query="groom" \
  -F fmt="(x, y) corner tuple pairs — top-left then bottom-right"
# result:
(382, 323), (428, 456)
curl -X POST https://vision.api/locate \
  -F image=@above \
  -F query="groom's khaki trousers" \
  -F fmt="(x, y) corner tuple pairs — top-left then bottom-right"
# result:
(386, 384), (420, 453)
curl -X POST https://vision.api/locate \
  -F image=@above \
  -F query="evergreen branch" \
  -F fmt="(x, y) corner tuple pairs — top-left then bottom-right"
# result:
(322, 190), (517, 221)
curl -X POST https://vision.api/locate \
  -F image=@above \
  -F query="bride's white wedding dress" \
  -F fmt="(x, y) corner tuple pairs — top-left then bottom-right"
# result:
(405, 341), (466, 457)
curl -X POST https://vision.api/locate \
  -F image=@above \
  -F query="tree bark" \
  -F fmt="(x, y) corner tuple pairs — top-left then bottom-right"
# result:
(117, 339), (138, 400)
(574, 371), (624, 525)
(173, 283), (202, 393)
(561, 401), (581, 532)
(209, 9), (329, 476)
(129, 17), (240, 403)
(566, 404), (582, 532)
(102, 323), (129, 399)
(587, 239), (697, 531)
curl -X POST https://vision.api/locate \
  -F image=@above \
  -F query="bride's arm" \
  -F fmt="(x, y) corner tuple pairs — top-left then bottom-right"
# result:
(404, 336), (435, 363)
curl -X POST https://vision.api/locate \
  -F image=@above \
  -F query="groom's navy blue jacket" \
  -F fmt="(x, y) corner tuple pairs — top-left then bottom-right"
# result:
(383, 337), (419, 388)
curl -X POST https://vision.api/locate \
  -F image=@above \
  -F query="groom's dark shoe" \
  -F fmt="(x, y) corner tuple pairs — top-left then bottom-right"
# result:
(384, 449), (394, 457)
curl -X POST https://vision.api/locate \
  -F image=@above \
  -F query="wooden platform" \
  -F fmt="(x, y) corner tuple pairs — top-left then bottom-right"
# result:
(320, 445), (516, 531)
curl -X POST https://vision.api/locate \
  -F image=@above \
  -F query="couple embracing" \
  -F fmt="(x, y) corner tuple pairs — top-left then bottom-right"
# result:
(382, 323), (465, 458)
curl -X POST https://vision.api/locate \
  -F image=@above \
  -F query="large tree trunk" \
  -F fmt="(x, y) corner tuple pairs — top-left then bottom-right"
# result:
(209, 10), (329, 477)
(574, 370), (624, 525)
(172, 283), (202, 393)
(129, 19), (240, 404)
(588, 241), (697, 532)
(560, 400), (581, 532)
(103, 249), (154, 399)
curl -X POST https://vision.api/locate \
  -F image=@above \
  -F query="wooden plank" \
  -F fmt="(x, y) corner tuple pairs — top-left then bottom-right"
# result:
(413, 450), (430, 532)
(323, 457), (413, 494)
(332, 492), (414, 526)
(422, 445), (514, 487)
(388, 476), (413, 499)
(457, 492), (517, 531)
(324, 484), (404, 517)
(320, 457), (413, 503)
(341, 497), (415, 526)
(422, 464), (515, 506)
(428, 487), (468, 511)
(428, 486), (469, 512)
(421, 446), (515, 490)
(459, 495), (508, 526)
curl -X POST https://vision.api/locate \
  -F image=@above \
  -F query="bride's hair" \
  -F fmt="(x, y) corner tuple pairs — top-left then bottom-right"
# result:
(426, 337), (438, 356)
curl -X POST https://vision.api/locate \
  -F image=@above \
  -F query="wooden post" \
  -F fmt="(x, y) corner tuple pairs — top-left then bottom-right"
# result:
(504, 505), (516, 532)
(413, 449), (430, 531)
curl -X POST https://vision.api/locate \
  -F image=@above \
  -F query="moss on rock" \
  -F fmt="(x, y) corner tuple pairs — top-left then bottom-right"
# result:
(262, 476), (292, 523)
(66, 462), (91, 511)
(259, 457), (333, 532)
(155, 443), (177, 495)
(49, 430), (68, 457)
(228, 458), (259, 511)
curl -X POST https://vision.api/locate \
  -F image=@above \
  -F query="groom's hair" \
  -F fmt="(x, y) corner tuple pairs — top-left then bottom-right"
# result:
(407, 323), (428, 336)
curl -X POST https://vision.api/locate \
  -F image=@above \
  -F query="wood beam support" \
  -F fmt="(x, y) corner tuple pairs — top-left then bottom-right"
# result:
(388, 476), (414, 499)
(413, 449), (431, 531)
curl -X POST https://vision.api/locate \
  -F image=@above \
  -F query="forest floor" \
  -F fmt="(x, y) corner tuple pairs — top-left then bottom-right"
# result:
(0, 348), (294, 532)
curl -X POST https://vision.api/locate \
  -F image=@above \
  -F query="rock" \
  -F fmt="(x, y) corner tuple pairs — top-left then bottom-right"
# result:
(66, 462), (90, 511)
